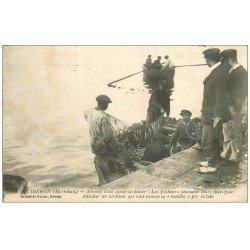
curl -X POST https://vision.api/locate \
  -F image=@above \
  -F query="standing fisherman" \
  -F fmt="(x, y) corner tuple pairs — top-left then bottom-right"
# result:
(145, 55), (153, 68)
(219, 49), (248, 165)
(152, 56), (162, 69)
(84, 95), (135, 186)
(197, 48), (230, 173)
(146, 89), (167, 124)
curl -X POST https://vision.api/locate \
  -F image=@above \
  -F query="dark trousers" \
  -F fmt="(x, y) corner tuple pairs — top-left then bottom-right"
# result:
(146, 110), (161, 124)
(94, 155), (111, 186)
(201, 124), (221, 162)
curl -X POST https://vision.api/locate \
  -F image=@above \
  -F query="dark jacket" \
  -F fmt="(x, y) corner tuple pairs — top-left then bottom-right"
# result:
(171, 120), (197, 145)
(201, 63), (230, 125)
(152, 59), (162, 69)
(229, 65), (248, 112)
(147, 89), (170, 116)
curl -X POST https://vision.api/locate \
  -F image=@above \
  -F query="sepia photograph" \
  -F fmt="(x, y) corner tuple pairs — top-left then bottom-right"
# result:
(2, 45), (248, 202)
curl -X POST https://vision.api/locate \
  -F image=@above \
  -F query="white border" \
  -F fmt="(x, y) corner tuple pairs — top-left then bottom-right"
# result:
(1, 1), (249, 250)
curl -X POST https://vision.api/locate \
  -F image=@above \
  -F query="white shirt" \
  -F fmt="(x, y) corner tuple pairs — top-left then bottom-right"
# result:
(84, 108), (115, 144)
(210, 62), (221, 71)
(229, 63), (241, 73)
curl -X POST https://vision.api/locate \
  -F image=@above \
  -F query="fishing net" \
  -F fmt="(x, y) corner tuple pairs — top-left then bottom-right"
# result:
(105, 110), (201, 163)
(108, 113), (170, 162)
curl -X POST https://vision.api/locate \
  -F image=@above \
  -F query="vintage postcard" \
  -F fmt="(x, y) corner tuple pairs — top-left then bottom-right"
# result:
(2, 45), (248, 202)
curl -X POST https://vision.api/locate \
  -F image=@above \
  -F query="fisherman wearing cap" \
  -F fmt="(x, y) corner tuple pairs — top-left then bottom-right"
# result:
(84, 95), (135, 186)
(221, 49), (247, 113)
(197, 48), (230, 173)
(152, 56), (162, 69)
(145, 55), (153, 69)
(219, 49), (248, 165)
(170, 110), (197, 153)
(163, 55), (173, 69)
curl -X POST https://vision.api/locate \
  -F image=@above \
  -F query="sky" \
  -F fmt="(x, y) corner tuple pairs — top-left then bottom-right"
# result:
(3, 46), (248, 145)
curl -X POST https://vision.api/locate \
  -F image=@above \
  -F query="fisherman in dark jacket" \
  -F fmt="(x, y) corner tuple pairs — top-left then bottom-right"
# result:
(171, 110), (197, 153)
(219, 49), (248, 165)
(197, 48), (230, 173)
(152, 56), (162, 69)
(146, 88), (170, 124)
(222, 49), (247, 113)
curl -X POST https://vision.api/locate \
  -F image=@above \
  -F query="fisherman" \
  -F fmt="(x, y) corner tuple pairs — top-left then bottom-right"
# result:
(144, 55), (153, 68)
(146, 86), (170, 124)
(146, 90), (163, 124)
(163, 55), (174, 69)
(170, 110), (197, 153)
(219, 49), (248, 165)
(197, 48), (230, 173)
(142, 134), (170, 163)
(163, 55), (175, 90)
(84, 95), (135, 186)
(152, 56), (162, 69)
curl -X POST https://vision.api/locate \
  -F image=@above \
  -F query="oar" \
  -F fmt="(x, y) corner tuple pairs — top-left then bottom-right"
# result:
(107, 63), (207, 87)
(107, 62), (166, 87)
(174, 63), (207, 68)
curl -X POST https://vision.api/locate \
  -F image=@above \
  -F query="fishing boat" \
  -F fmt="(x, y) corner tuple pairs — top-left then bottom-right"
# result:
(142, 65), (175, 91)
(3, 174), (28, 195)
(143, 66), (169, 82)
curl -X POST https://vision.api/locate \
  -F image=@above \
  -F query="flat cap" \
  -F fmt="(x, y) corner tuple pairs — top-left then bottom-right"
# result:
(148, 55), (151, 57)
(203, 48), (220, 58)
(220, 49), (237, 60)
(157, 56), (162, 59)
(96, 95), (112, 103)
(164, 55), (169, 59)
(180, 109), (192, 116)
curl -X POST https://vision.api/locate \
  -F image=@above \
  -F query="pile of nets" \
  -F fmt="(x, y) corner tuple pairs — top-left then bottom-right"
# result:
(109, 115), (175, 162)
(143, 60), (175, 92)
(109, 114), (202, 162)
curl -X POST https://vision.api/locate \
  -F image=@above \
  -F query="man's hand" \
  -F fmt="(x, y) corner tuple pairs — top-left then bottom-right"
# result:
(213, 117), (222, 127)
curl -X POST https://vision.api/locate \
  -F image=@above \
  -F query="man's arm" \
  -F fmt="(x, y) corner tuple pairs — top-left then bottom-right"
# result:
(235, 68), (248, 109)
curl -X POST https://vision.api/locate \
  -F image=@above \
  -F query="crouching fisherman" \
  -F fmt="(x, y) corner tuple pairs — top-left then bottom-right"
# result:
(84, 95), (135, 186)
(170, 110), (197, 153)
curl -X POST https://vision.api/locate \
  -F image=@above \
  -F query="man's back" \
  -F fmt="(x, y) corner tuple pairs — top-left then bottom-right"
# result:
(229, 65), (248, 111)
(202, 63), (230, 124)
(146, 57), (152, 64)
(152, 59), (162, 69)
(84, 108), (115, 144)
